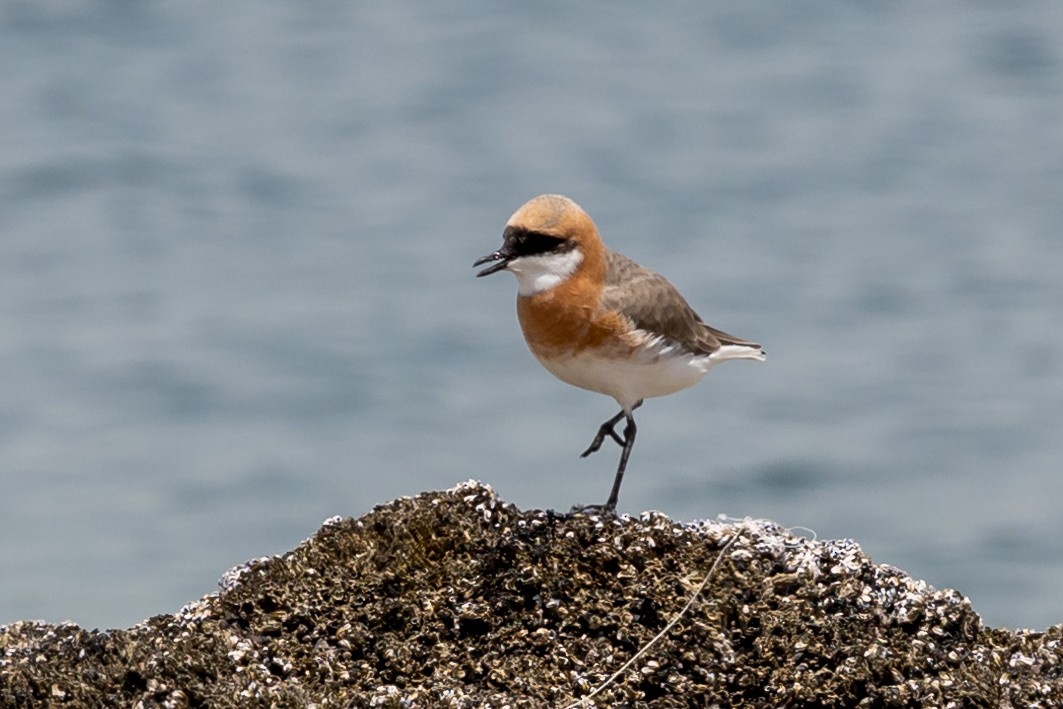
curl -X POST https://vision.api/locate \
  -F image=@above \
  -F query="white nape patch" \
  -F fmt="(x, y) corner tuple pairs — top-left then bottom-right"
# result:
(506, 249), (583, 296)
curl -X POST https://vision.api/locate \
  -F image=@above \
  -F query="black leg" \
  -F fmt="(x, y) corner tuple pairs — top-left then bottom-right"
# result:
(580, 409), (627, 458)
(574, 400), (643, 513)
(580, 400), (643, 459)
(602, 412), (637, 511)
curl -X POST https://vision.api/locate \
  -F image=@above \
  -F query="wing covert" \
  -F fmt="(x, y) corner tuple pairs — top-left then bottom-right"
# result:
(600, 251), (759, 355)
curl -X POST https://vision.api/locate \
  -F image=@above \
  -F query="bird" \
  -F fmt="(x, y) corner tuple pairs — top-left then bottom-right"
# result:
(473, 194), (765, 512)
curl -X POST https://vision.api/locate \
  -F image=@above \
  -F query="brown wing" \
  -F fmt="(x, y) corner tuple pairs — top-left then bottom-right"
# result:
(601, 251), (761, 356)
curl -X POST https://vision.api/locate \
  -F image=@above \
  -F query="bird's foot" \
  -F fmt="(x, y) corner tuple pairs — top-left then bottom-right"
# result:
(568, 502), (618, 517)
(580, 420), (626, 458)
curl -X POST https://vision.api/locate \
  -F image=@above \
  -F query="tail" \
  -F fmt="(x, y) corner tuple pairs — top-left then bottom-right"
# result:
(709, 343), (766, 364)
(701, 321), (769, 363)
(704, 324), (766, 364)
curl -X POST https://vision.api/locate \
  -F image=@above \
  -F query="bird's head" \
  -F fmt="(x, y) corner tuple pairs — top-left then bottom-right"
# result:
(474, 194), (602, 295)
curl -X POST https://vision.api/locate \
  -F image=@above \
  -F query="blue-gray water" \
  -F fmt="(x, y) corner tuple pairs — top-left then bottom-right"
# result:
(2, 3), (1062, 631)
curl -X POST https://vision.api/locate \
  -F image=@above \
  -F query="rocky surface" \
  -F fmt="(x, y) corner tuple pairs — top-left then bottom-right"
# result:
(1, 481), (1061, 707)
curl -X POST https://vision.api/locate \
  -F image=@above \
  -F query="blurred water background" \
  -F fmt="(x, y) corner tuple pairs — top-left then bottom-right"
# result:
(2, 2), (1062, 631)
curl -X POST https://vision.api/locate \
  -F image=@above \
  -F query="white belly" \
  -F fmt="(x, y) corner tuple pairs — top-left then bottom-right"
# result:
(534, 349), (706, 412)
(533, 337), (763, 412)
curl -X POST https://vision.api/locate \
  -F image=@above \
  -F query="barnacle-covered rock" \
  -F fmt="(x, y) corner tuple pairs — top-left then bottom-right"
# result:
(1, 481), (1061, 707)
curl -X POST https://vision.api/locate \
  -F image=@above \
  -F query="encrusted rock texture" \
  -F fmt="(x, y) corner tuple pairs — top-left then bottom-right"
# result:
(1, 482), (1060, 708)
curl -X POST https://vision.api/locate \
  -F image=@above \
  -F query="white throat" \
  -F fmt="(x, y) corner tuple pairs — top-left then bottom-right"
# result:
(507, 249), (583, 296)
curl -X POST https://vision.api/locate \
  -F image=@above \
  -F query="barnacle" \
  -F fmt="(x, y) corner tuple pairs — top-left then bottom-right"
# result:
(1, 481), (1059, 707)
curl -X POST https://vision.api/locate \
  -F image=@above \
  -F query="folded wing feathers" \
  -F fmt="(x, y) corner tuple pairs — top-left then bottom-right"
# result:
(602, 251), (763, 357)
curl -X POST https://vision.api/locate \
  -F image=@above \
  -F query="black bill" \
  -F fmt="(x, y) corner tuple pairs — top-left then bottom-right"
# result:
(473, 250), (510, 277)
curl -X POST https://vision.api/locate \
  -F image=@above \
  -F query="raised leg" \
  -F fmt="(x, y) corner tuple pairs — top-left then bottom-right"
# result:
(580, 400), (643, 459)
(580, 409), (627, 458)
(575, 400), (643, 513)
